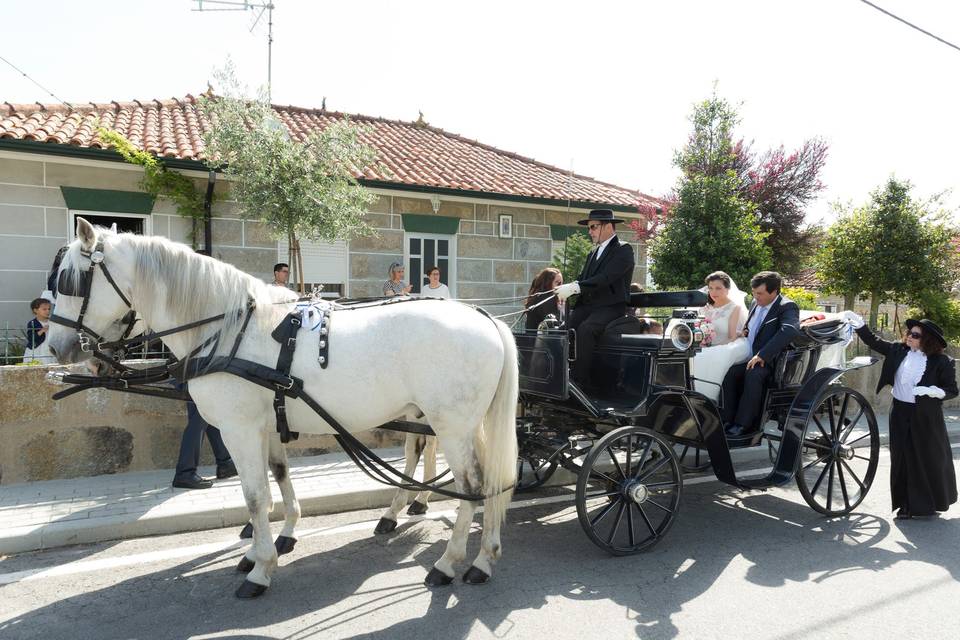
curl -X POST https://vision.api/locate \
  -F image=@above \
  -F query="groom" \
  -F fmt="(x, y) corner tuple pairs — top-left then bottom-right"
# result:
(722, 271), (800, 438)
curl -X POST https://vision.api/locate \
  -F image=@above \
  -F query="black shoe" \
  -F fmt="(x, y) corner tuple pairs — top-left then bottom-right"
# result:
(895, 508), (912, 520)
(216, 461), (238, 480)
(725, 423), (748, 438)
(173, 474), (214, 490)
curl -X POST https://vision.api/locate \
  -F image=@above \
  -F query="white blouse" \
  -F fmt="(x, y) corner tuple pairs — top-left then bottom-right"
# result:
(892, 349), (927, 403)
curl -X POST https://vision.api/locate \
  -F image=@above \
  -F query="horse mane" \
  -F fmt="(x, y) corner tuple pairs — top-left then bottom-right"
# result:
(96, 231), (296, 357)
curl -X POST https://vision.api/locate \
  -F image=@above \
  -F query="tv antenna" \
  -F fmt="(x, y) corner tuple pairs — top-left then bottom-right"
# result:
(193, 1), (276, 101)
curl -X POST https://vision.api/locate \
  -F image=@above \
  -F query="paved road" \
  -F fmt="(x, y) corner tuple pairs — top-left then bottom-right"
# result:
(1, 445), (959, 640)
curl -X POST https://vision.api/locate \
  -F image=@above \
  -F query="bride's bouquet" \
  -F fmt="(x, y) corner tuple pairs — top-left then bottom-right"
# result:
(698, 318), (717, 346)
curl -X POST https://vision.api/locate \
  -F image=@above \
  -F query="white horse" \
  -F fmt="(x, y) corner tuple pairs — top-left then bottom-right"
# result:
(375, 433), (439, 534)
(47, 218), (518, 598)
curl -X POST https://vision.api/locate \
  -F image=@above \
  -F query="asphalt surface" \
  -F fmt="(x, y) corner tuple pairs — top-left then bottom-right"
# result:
(1, 439), (959, 640)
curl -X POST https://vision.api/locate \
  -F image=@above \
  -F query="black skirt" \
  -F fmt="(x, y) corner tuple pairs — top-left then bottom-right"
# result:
(889, 398), (957, 514)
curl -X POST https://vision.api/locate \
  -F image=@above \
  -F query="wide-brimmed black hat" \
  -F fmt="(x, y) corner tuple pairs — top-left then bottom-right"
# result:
(578, 209), (625, 226)
(905, 318), (948, 348)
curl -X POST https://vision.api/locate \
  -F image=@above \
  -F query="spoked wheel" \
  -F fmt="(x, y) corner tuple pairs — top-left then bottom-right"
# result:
(673, 443), (711, 473)
(796, 386), (879, 516)
(516, 443), (566, 493)
(576, 426), (682, 555)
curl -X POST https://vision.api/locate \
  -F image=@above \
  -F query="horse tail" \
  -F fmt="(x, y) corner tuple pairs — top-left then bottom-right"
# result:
(481, 317), (519, 524)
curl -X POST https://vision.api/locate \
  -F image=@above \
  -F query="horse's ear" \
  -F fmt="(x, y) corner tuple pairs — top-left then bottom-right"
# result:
(109, 222), (118, 234)
(76, 217), (97, 252)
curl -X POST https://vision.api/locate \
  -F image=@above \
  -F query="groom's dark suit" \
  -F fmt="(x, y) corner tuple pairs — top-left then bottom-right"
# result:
(721, 294), (800, 430)
(568, 235), (635, 384)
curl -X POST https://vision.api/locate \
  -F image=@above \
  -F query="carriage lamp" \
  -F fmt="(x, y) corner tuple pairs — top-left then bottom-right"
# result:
(670, 323), (694, 351)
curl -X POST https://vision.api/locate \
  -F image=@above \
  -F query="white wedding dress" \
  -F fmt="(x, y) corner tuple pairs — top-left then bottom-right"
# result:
(693, 301), (751, 402)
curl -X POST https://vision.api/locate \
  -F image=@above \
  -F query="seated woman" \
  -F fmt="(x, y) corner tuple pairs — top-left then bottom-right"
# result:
(692, 271), (751, 401)
(525, 267), (563, 331)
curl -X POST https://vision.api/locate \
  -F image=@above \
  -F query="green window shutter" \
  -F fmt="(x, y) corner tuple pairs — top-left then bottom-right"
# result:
(60, 187), (156, 214)
(550, 224), (589, 241)
(400, 214), (460, 235)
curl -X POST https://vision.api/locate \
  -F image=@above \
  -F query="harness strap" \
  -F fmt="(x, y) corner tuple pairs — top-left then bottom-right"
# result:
(271, 312), (302, 444)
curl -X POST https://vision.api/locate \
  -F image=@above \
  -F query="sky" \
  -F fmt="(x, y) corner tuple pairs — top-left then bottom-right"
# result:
(2, 0), (959, 224)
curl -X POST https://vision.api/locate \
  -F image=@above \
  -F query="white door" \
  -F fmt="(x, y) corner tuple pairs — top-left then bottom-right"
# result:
(406, 233), (455, 296)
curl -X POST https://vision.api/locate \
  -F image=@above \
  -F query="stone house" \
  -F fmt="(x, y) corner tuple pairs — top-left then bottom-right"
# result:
(0, 96), (662, 337)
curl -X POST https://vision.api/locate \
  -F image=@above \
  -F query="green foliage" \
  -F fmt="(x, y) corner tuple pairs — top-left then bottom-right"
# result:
(908, 290), (960, 342)
(551, 232), (593, 284)
(650, 93), (771, 289)
(97, 127), (208, 248)
(817, 177), (957, 327)
(198, 64), (379, 251)
(781, 286), (818, 311)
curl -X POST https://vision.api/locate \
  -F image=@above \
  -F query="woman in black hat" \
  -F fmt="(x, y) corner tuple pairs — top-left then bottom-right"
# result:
(843, 312), (958, 519)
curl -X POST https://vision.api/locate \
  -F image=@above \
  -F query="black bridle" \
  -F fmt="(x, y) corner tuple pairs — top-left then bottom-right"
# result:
(48, 240), (233, 373)
(49, 241), (139, 362)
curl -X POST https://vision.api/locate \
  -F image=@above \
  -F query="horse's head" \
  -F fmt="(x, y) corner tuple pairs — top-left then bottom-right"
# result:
(47, 217), (138, 366)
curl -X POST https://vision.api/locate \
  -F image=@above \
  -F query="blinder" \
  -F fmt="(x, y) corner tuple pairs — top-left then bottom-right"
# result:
(55, 268), (92, 299)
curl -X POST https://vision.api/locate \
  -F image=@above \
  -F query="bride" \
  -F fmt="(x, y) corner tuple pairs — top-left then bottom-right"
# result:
(693, 271), (751, 401)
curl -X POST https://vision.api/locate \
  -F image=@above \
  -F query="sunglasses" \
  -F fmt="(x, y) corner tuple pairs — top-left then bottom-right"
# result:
(907, 331), (923, 339)
(587, 223), (603, 231)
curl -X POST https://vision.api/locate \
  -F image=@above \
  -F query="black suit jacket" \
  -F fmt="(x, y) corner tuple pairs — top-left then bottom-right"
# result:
(575, 235), (635, 309)
(855, 325), (959, 399)
(743, 294), (800, 362)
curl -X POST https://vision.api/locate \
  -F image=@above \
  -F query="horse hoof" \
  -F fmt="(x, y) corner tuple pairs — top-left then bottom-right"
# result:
(274, 535), (297, 555)
(424, 567), (454, 587)
(239, 522), (253, 539)
(236, 556), (255, 573)
(235, 579), (268, 599)
(406, 501), (428, 516)
(374, 517), (398, 535)
(462, 566), (490, 585)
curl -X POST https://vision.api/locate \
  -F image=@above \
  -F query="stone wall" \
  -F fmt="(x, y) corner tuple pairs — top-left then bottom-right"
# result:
(0, 364), (403, 485)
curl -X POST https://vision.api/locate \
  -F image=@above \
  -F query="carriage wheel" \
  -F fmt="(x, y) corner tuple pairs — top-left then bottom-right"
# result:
(796, 386), (879, 516)
(516, 443), (566, 493)
(576, 426), (682, 555)
(673, 443), (711, 473)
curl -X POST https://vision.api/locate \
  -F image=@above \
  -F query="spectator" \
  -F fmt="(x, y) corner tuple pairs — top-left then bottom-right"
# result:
(421, 266), (450, 299)
(383, 262), (413, 296)
(844, 312), (958, 519)
(23, 298), (52, 364)
(525, 267), (563, 331)
(271, 263), (291, 288)
(172, 386), (237, 490)
(642, 318), (663, 336)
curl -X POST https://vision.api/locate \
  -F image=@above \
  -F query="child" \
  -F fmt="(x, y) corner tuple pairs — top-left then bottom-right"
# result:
(24, 298), (53, 364)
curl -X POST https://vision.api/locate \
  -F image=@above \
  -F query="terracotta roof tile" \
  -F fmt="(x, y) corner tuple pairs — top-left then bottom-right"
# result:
(784, 267), (821, 290)
(0, 95), (662, 210)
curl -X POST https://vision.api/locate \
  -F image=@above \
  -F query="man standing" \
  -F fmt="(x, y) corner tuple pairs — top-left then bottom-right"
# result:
(555, 209), (635, 386)
(722, 271), (800, 438)
(271, 263), (291, 288)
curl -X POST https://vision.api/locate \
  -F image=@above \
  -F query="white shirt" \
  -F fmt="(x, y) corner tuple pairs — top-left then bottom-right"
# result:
(892, 349), (927, 403)
(421, 283), (450, 299)
(593, 235), (615, 262)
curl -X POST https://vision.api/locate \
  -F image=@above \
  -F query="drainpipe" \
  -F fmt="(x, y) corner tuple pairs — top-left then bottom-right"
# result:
(203, 170), (216, 255)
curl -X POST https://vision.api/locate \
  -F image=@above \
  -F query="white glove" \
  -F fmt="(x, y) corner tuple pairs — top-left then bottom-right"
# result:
(555, 281), (581, 302)
(913, 386), (946, 399)
(841, 310), (865, 329)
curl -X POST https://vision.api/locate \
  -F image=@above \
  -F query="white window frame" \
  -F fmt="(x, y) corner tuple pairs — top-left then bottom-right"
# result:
(68, 210), (152, 238)
(404, 231), (457, 298)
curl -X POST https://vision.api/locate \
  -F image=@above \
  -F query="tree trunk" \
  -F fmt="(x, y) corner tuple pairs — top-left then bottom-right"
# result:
(869, 292), (881, 329)
(292, 235), (305, 295)
(843, 292), (855, 311)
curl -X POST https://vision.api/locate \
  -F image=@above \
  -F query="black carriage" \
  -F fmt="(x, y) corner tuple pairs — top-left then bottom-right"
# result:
(513, 289), (881, 555)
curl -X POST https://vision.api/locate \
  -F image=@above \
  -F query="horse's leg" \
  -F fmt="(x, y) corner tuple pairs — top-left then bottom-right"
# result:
(268, 435), (300, 555)
(375, 433), (422, 534)
(425, 430), (482, 587)
(407, 435), (436, 515)
(221, 428), (276, 598)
